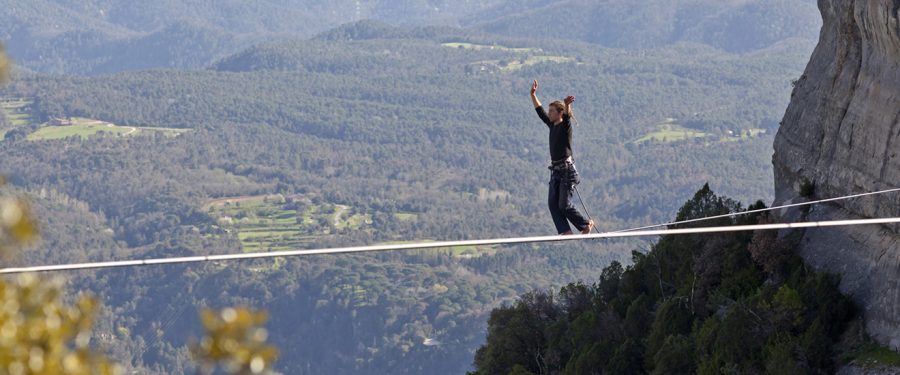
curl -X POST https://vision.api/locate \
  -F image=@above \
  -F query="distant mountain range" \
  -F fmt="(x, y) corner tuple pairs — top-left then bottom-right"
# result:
(469, 0), (821, 52)
(1, 0), (820, 74)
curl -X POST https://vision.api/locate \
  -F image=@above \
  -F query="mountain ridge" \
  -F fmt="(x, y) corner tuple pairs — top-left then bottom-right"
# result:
(1, 0), (821, 74)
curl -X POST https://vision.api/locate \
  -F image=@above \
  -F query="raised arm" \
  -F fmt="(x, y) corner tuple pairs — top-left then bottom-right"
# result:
(532, 80), (552, 126)
(564, 95), (575, 120)
(530, 80), (542, 108)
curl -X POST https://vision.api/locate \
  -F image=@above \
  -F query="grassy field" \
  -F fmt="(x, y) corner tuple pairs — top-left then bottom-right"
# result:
(1, 98), (35, 138)
(1, 99), (33, 126)
(26, 117), (189, 141)
(448, 245), (495, 258)
(208, 194), (485, 256)
(630, 117), (768, 145)
(500, 55), (578, 72)
(0, 104), (190, 140)
(394, 212), (418, 222)
(632, 121), (710, 144)
(441, 42), (535, 53)
(441, 42), (575, 72)
(207, 194), (372, 253)
(722, 128), (768, 142)
(27, 118), (134, 140)
(477, 188), (511, 202)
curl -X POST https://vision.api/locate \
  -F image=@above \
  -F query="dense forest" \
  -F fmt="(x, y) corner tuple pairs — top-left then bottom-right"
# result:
(471, 185), (858, 374)
(0, 18), (820, 374)
(0, 0), (819, 74)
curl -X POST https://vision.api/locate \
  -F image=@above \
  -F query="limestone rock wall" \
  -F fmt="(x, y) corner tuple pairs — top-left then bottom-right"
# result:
(772, 0), (900, 349)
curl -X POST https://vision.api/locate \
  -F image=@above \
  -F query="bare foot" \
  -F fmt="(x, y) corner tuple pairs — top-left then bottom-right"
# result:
(560, 231), (574, 235)
(581, 220), (594, 234)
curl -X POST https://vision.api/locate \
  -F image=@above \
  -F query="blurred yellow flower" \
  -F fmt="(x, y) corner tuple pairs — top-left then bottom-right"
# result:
(193, 306), (279, 375)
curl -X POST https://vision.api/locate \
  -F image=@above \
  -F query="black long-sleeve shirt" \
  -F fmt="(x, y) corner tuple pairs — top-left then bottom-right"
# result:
(535, 106), (572, 162)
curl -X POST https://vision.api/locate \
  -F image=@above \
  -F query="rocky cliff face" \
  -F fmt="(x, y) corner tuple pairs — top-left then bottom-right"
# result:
(772, 0), (900, 349)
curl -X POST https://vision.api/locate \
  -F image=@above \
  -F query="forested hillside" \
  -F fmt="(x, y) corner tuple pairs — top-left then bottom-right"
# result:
(0, 0), (818, 74)
(0, 22), (816, 373)
(472, 185), (856, 374)
(0, 0), (509, 74)
(470, 0), (820, 52)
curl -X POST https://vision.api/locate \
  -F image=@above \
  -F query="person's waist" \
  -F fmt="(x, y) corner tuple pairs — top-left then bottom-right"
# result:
(548, 156), (574, 170)
(550, 156), (573, 165)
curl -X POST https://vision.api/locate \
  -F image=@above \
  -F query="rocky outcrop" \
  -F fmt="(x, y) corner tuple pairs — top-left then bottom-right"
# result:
(772, 0), (900, 349)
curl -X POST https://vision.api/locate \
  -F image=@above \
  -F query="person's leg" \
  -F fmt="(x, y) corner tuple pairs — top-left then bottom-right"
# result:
(558, 167), (591, 232)
(548, 173), (572, 234)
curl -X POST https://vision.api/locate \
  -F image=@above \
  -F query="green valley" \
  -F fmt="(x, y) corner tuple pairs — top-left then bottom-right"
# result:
(206, 194), (372, 252)
(0, 6), (824, 373)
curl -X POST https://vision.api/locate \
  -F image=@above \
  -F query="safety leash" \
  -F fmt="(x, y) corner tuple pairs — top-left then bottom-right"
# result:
(573, 184), (601, 234)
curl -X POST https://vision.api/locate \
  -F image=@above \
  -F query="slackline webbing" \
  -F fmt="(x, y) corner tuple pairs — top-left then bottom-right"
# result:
(1, 216), (897, 274)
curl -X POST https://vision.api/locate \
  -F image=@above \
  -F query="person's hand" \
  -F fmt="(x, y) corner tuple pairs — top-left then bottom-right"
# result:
(531, 80), (538, 95)
(564, 95), (576, 105)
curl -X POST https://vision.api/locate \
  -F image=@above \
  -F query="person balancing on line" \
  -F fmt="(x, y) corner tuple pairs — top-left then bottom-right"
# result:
(530, 79), (594, 235)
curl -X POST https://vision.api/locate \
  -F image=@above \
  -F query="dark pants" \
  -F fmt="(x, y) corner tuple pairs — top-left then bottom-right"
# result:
(548, 162), (590, 234)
